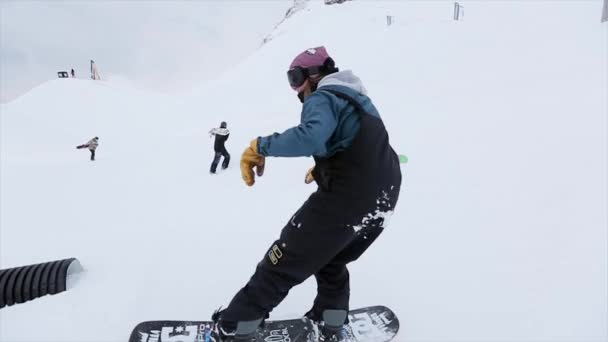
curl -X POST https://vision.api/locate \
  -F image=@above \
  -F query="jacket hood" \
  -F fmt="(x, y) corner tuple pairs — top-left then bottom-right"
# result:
(318, 70), (367, 95)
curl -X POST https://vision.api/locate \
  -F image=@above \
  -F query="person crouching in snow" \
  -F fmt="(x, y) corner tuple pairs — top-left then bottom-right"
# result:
(76, 136), (99, 161)
(209, 121), (230, 174)
(210, 46), (402, 341)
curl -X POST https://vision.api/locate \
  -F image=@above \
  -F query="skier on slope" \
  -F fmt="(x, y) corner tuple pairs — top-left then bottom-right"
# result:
(76, 136), (99, 161)
(209, 121), (231, 174)
(211, 46), (402, 341)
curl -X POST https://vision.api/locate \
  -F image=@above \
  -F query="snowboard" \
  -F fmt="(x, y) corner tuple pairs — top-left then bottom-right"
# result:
(129, 305), (399, 342)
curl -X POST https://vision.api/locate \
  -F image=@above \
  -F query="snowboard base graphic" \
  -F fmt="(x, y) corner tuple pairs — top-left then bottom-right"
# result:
(129, 305), (399, 342)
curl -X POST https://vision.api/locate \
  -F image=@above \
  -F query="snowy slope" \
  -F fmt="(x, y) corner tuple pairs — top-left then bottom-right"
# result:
(1, 1), (607, 341)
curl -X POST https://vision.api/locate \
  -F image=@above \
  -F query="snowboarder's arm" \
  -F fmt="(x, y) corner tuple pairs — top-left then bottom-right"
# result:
(258, 93), (337, 157)
(210, 128), (229, 137)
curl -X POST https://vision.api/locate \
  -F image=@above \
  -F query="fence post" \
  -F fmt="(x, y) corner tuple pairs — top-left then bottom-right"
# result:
(454, 2), (464, 21)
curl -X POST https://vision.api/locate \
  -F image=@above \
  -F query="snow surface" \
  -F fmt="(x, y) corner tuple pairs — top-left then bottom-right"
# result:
(1, 1), (607, 341)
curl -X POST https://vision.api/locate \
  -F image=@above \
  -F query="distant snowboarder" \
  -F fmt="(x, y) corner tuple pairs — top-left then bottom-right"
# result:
(209, 122), (230, 174)
(211, 46), (402, 341)
(76, 136), (99, 161)
(71, 68), (75, 78)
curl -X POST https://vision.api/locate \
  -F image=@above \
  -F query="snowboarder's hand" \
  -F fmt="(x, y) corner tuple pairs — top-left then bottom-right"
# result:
(304, 167), (315, 184)
(240, 138), (265, 186)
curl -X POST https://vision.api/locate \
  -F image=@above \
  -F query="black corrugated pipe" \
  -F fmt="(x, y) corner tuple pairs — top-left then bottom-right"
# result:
(0, 258), (82, 309)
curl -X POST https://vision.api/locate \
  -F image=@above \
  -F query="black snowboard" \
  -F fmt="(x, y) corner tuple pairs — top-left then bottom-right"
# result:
(129, 305), (399, 342)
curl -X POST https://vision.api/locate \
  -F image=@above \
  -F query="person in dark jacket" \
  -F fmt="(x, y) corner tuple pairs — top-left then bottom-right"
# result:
(209, 122), (230, 174)
(211, 46), (402, 341)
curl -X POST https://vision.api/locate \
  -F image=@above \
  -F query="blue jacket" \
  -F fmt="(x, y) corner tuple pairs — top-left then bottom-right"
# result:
(258, 70), (381, 158)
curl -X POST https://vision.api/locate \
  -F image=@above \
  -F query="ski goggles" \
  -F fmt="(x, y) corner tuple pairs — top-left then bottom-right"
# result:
(287, 65), (325, 90)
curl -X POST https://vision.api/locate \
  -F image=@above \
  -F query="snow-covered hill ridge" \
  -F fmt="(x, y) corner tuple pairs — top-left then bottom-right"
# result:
(1, 1), (606, 341)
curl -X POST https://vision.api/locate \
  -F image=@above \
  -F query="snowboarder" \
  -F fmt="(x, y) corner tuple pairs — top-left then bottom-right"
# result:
(209, 121), (230, 173)
(211, 46), (402, 341)
(71, 68), (75, 78)
(76, 136), (99, 161)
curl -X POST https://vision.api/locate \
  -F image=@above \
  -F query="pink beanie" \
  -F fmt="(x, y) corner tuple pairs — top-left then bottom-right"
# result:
(289, 46), (331, 69)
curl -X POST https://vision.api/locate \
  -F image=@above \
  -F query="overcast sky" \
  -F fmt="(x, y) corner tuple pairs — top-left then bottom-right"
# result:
(0, 1), (291, 103)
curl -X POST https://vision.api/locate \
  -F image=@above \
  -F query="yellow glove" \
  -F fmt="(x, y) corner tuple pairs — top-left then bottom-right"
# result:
(240, 138), (265, 186)
(304, 167), (315, 184)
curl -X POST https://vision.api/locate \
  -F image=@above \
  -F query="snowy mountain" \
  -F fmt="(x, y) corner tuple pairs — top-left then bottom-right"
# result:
(0, 1), (289, 103)
(1, 1), (607, 341)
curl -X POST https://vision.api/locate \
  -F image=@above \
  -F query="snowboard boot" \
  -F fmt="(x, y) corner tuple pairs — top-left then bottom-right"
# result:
(221, 156), (230, 170)
(305, 309), (348, 341)
(211, 308), (262, 342)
